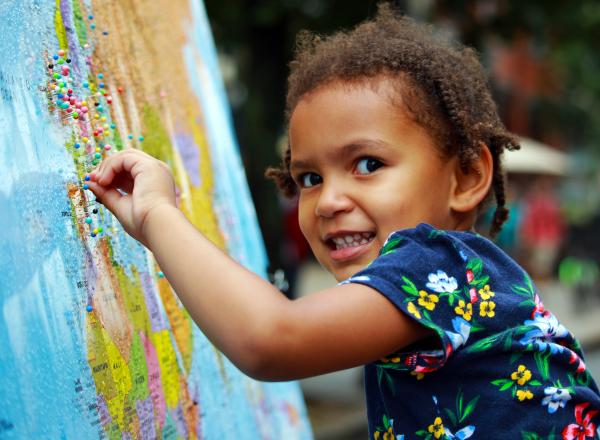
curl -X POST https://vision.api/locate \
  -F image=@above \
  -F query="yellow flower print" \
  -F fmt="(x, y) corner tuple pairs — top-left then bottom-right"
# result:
(479, 300), (496, 318)
(454, 299), (473, 321)
(418, 290), (439, 311)
(478, 284), (495, 300)
(428, 417), (445, 439)
(511, 365), (532, 386)
(407, 301), (421, 319)
(382, 427), (395, 440)
(516, 389), (534, 401)
(410, 370), (425, 380)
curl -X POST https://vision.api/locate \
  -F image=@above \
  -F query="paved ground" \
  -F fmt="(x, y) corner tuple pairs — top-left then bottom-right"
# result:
(295, 262), (600, 439)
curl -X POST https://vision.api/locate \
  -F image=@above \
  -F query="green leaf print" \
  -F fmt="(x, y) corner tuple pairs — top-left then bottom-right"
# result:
(534, 351), (551, 380)
(466, 332), (505, 353)
(460, 395), (480, 423)
(466, 258), (483, 277)
(401, 276), (419, 297)
(381, 237), (402, 255)
(444, 408), (458, 427)
(428, 229), (446, 239)
(521, 428), (556, 440)
(512, 275), (536, 305)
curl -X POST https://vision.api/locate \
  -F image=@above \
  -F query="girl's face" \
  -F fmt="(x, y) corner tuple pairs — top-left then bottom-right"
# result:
(289, 79), (463, 281)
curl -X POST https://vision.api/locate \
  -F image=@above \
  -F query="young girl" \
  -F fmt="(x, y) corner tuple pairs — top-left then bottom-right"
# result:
(89, 5), (600, 439)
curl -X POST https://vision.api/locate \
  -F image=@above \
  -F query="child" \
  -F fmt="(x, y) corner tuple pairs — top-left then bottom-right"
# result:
(89, 5), (600, 439)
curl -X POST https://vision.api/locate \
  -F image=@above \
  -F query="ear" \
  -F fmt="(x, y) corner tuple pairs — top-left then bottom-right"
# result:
(449, 143), (493, 214)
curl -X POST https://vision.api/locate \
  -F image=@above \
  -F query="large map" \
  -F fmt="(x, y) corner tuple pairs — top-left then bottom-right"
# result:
(0, 1), (311, 438)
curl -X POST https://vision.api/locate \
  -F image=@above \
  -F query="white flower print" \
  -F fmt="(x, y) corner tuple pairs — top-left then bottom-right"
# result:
(338, 275), (371, 286)
(519, 311), (570, 354)
(541, 387), (571, 413)
(426, 270), (458, 293)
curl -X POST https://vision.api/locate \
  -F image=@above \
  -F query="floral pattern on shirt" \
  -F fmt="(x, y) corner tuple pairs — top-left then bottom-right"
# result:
(346, 224), (600, 439)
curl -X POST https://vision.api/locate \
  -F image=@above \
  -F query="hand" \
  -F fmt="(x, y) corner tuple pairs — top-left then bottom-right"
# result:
(88, 149), (177, 246)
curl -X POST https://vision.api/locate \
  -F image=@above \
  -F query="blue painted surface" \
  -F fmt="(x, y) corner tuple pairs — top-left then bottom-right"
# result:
(0, 1), (311, 438)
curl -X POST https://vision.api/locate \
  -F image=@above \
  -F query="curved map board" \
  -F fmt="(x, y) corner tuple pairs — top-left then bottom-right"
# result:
(0, 1), (312, 438)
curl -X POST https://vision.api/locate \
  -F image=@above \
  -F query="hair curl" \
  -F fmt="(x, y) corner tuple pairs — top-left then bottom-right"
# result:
(266, 3), (519, 237)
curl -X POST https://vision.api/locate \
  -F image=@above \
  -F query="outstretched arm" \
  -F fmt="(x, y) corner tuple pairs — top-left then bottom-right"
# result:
(89, 150), (429, 381)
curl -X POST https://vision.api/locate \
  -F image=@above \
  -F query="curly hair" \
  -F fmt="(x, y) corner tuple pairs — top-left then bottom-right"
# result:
(266, 3), (519, 238)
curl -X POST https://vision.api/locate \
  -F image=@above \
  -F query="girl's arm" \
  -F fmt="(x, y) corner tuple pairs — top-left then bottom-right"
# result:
(89, 150), (429, 381)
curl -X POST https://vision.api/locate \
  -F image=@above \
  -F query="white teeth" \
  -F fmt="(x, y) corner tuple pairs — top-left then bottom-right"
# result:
(331, 233), (374, 250)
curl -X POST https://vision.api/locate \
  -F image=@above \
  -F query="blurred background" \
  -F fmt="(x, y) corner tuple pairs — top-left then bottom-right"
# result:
(203, 1), (600, 438)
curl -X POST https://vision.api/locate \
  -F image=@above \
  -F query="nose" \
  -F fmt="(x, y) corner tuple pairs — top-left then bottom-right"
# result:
(315, 180), (353, 218)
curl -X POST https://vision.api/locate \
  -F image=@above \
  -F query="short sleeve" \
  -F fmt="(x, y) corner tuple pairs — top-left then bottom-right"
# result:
(341, 224), (475, 372)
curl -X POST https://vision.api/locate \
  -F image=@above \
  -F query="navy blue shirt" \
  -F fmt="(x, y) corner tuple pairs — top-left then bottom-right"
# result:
(343, 224), (600, 439)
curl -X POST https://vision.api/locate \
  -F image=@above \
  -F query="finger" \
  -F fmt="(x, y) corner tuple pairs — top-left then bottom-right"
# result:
(87, 181), (127, 218)
(96, 151), (139, 186)
(97, 149), (156, 185)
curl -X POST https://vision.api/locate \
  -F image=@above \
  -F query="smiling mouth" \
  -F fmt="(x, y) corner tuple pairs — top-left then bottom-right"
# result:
(328, 232), (375, 250)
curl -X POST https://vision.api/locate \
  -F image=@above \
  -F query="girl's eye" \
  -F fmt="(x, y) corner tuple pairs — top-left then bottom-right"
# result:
(355, 157), (383, 175)
(299, 172), (322, 188)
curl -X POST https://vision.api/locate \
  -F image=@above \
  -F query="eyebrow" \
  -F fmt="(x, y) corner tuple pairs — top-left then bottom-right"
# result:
(290, 139), (391, 171)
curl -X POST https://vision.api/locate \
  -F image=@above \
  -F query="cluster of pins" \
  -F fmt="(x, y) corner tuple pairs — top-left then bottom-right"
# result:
(46, 47), (120, 242)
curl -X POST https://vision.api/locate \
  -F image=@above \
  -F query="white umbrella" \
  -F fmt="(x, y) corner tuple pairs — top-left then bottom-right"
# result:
(503, 137), (569, 176)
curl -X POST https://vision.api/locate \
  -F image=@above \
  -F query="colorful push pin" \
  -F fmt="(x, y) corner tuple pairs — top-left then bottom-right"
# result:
(117, 87), (124, 93)
(83, 184), (89, 190)
(138, 136), (144, 142)
(53, 54), (59, 60)
(104, 144), (111, 151)
(90, 23), (96, 30)
(94, 153), (101, 159)
(58, 49), (65, 57)
(72, 112), (79, 119)
(85, 217), (92, 224)
(83, 82), (89, 88)
(92, 159), (98, 166)
(53, 73), (61, 79)
(98, 73), (104, 79)
(86, 305), (93, 312)
(103, 31), (109, 36)
(82, 137), (89, 143)
(66, 58), (71, 63)
(110, 123), (116, 129)
(99, 83), (105, 88)
(93, 228), (99, 235)
(90, 232), (96, 238)
(128, 134), (133, 140)
(74, 143), (81, 149)
(98, 227), (103, 233)
(84, 175), (91, 181)
(158, 271), (165, 278)
(92, 208), (98, 214)
(88, 14), (93, 20)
